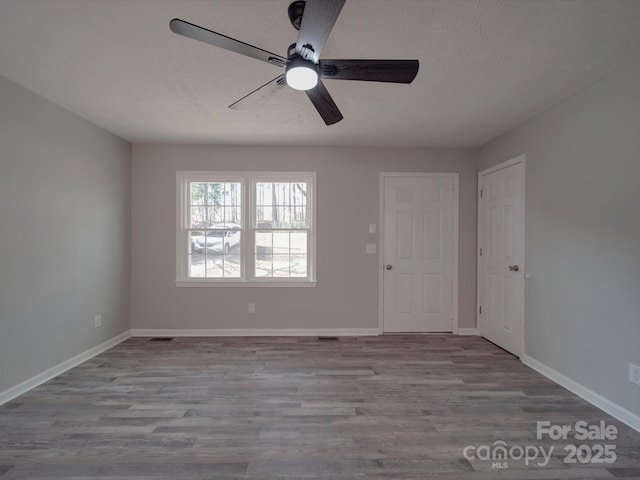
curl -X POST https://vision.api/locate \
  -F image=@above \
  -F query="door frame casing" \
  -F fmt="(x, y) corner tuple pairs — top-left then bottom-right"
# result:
(477, 154), (526, 356)
(378, 172), (459, 334)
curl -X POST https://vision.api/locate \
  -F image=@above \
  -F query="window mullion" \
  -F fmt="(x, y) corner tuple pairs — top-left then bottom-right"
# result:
(179, 177), (189, 281)
(246, 177), (255, 281)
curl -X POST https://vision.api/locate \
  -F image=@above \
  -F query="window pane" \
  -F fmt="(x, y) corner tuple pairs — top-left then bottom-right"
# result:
(255, 255), (273, 277)
(223, 255), (241, 277)
(190, 231), (204, 254)
(294, 183), (308, 205)
(225, 206), (241, 226)
(254, 230), (307, 278)
(272, 255), (291, 277)
(272, 232), (290, 255)
(191, 183), (207, 205)
(292, 206), (307, 228)
(255, 232), (272, 277)
(256, 182), (273, 206)
(256, 231), (273, 253)
(206, 255), (223, 278)
(206, 183), (224, 206)
(189, 206), (207, 228)
(189, 254), (206, 277)
(290, 254), (307, 277)
(208, 206), (224, 225)
(291, 231), (307, 255)
(256, 182), (308, 228)
(291, 231), (308, 277)
(224, 230), (241, 254)
(224, 182), (242, 226)
(205, 253), (241, 279)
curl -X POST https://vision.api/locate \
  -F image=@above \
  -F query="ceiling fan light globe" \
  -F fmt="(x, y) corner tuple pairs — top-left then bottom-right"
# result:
(286, 66), (318, 91)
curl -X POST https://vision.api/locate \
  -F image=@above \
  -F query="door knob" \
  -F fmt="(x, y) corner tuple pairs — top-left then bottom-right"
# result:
(385, 265), (393, 270)
(509, 265), (519, 272)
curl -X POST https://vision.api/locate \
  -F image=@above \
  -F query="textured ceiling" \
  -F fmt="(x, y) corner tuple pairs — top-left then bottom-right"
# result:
(1, 0), (640, 148)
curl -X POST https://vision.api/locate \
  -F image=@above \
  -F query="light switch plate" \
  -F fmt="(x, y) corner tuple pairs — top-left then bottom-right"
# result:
(369, 224), (376, 234)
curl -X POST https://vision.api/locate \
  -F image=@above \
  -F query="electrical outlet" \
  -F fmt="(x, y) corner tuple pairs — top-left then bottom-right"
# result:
(248, 303), (255, 314)
(629, 363), (640, 386)
(369, 224), (376, 234)
(94, 314), (102, 328)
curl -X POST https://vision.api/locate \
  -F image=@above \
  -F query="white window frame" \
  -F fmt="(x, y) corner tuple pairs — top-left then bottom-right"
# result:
(176, 171), (317, 287)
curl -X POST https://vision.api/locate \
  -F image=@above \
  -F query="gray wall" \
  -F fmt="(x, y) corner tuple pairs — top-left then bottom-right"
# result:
(479, 58), (640, 416)
(131, 145), (477, 331)
(0, 75), (131, 393)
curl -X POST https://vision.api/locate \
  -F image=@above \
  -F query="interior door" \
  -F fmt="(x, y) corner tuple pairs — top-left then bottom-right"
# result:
(383, 174), (456, 333)
(478, 157), (525, 356)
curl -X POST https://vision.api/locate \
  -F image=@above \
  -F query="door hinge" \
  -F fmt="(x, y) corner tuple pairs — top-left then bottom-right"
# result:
(479, 247), (482, 256)
(479, 305), (482, 314)
(480, 189), (483, 198)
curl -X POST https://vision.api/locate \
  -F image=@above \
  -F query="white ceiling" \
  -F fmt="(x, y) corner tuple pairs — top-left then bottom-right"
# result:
(1, 0), (640, 148)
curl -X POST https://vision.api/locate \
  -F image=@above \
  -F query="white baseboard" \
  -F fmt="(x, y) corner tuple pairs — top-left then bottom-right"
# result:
(131, 328), (380, 337)
(522, 354), (640, 433)
(0, 330), (132, 406)
(456, 328), (479, 336)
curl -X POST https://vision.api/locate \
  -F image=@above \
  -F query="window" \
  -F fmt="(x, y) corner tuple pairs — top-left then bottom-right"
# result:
(177, 171), (316, 286)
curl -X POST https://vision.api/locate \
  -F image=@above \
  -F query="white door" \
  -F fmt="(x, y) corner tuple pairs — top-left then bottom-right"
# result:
(478, 156), (525, 357)
(382, 174), (457, 333)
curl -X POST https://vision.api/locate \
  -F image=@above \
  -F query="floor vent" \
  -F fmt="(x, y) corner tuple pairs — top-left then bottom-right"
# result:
(148, 337), (174, 342)
(317, 336), (339, 341)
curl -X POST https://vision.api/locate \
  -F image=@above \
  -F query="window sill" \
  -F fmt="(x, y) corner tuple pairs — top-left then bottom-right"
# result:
(176, 280), (317, 288)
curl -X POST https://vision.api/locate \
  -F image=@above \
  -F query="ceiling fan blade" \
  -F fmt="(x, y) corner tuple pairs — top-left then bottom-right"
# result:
(305, 80), (343, 125)
(229, 75), (287, 110)
(319, 59), (419, 83)
(295, 0), (346, 63)
(170, 18), (287, 67)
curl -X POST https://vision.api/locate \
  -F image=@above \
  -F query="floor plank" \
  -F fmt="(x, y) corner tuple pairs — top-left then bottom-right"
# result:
(0, 335), (638, 479)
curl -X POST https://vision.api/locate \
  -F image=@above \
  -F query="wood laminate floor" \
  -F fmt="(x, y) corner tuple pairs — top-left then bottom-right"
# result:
(0, 335), (638, 479)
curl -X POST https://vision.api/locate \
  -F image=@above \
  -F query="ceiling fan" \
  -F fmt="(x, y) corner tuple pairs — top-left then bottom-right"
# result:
(170, 0), (419, 125)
